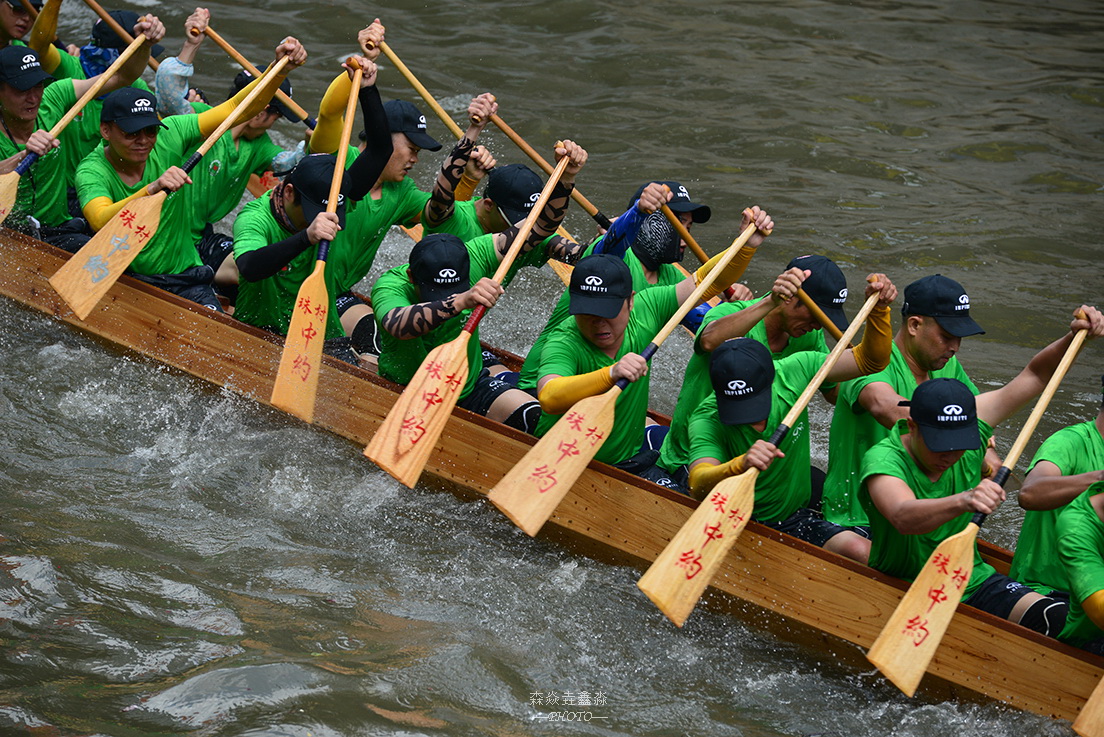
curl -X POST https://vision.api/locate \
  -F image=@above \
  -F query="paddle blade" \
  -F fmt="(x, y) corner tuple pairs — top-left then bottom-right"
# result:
(270, 260), (328, 423)
(487, 388), (619, 536)
(0, 170), (20, 225)
(637, 471), (757, 627)
(48, 193), (165, 320)
(1075, 676), (1104, 737)
(364, 333), (472, 488)
(866, 522), (978, 697)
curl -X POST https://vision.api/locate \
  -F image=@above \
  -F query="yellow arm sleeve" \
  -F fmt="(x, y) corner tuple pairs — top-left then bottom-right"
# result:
(688, 455), (747, 497)
(308, 72), (353, 155)
(850, 303), (893, 374)
(537, 367), (615, 415)
(29, 0), (61, 73)
(454, 172), (480, 201)
(82, 191), (147, 232)
(1084, 590), (1104, 631)
(197, 62), (290, 139)
(694, 244), (757, 303)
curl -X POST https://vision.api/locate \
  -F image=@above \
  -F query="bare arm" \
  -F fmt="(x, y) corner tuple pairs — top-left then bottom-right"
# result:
(867, 474), (1004, 535)
(1019, 460), (1104, 511)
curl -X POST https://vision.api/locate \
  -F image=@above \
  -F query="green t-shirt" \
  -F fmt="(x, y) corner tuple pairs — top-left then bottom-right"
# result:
(533, 284), (680, 465)
(424, 197), (484, 241)
(1009, 420), (1104, 595)
(465, 231), (552, 287)
(823, 344), (978, 527)
(519, 245), (682, 392)
(1057, 484), (1104, 648)
(859, 420), (996, 597)
(231, 191), (346, 339)
(74, 113), (203, 276)
(687, 352), (821, 523)
(49, 49), (85, 81)
(658, 299), (829, 474)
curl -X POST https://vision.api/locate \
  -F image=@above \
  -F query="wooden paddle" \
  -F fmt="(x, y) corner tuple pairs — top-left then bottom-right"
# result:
(269, 62), (361, 423)
(1075, 674), (1104, 737)
(363, 149), (572, 488)
(866, 319), (1090, 697)
(79, 0), (158, 71)
(636, 287), (881, 627)
(0, 33), (148, 224)
(48, 57), (291, 320)
(487, 217), (769, 536)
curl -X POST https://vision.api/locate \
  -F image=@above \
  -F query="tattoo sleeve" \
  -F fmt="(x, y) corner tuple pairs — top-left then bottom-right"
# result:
(424, 137), (475, 227)
(381, 294), (462, 339)
(547, 235), (583, 264)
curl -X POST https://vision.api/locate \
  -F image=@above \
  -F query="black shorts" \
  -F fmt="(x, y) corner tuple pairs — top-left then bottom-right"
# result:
(195, 226), (234, 273)
(759, 507), (854, 548)
(132, 265), (222, 312)
(456, 369), (516, 416)
(963, 573), (1037, 620)
(335, 290), (367, 316)
(614, 448), (688, 495)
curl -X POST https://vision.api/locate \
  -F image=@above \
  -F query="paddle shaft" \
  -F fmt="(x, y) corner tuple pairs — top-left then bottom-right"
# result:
(80, 0), (158, 71)
(314, 63), (362, 262)
(377, 41), (463, 138)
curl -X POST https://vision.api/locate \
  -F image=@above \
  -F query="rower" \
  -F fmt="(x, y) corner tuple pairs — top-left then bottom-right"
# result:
(0, 0), (41, 50)
(0, 20), (163, 250)
(860, 305), (1104, 635)
(822, 274), (999, 533)
(232, 56), (390, 360)
(371, 141), (588, 434)
(29, 4), (162, 82)
(532, 206), (771, 489)
(1055, 480), (1104, 654)
(1009, 375), (1104, 596)
(76, 37), (305, 310)
(685, 272), (896, 561)
(657, 255), (851, 491)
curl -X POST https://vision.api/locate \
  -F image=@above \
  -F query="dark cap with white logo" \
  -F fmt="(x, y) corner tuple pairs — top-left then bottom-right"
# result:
(383, 99), (442, 151)
(710, 338), (775, 425)
(91, 10), (165, 57)
(787, 254), (849, 333)
(568, 254), (633, 319)
(902, 274), (985, 338)
(284, 154), (346, 228)
(409, 233), (470, 302)
(905, 377), (980, 452)
(101, 86), (167, 134)
(0, 47), (53, 91)
(628, 180), (711, 223)
(485, 164), (543, 225)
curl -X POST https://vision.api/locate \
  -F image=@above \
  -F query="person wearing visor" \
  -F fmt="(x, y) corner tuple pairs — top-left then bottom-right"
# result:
(822, 274), (1001, 533)
(859, 303), (1104, 636)
(685, 272), (896, 562)
(0, 0), (40, 50)
(76, 37), (305, 310)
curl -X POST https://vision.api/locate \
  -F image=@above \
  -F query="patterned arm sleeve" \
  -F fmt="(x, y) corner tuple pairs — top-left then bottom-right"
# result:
(381, 295), (465, 339)
(423, 137), (475, 227)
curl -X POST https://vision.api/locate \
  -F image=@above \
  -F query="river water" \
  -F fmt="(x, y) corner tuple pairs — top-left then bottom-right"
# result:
(1, 0), (1102, 734)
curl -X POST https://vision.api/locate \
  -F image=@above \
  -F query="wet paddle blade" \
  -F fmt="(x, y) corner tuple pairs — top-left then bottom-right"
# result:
(1074, 676), (1104, 737)
(866, 522), (978, 697)
(487, 387), (619, 536)
(637, 471), (757, 627)
(48, 192), (165, 320)
(270, 259), (328, 423)
(0, 170), (20, 225)
(364, 333), (472, 488)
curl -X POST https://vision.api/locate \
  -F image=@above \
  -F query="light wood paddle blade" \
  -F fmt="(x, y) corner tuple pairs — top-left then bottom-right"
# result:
(637, 471), (757, 626)
(1074, 675), (1104, 737)
(364, 332), (472, 488)
(866, 522), (979, 696)
(0, 170), (20, 224)
(270, 259), (329, 422)
(487, 387), (620, 536)
(48, 192), (166, 320)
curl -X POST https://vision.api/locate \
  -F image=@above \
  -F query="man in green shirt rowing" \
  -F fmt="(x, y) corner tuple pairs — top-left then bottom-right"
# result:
(1056, 481), (1104, 654)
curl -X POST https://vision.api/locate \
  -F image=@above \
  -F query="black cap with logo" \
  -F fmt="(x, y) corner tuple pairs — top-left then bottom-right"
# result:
(231, 69), (297, 122)
(91, 10), (165, 58)
(710, 338), (775, 425)
(788, 254), (849, 332)
(0, 47), (52, 90)
(383, 99), (442, 151)
(568, 254), (633, 319)
(902, 274), (985, 338)
(409, 233), (470, 301)
(628, 180), (711, 224)
(284, 154), (346, 228)
(484, 164), (542, 225)
(101, 86), (167, 133)
(906, 377), (980, 452)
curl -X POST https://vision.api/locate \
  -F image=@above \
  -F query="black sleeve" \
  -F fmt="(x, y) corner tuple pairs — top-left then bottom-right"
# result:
(235, 230), (314, 282)
(344, 85), (393, 203)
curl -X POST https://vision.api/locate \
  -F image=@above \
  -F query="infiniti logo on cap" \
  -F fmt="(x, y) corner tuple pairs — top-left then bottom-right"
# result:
(417, 114), (427, 129)
(956, 294), (970, 310)
(943, 404), (963, 415)
(676, 185), (690, 200)
(584, 275), (603, 286)
(728, 380), (747, 390)
(580, 274), (608, 294)
(437, 268), (458, 281)
(724, 378), (755, 397)
(936, 403), (969, 422)
(834, 288), (848, 304)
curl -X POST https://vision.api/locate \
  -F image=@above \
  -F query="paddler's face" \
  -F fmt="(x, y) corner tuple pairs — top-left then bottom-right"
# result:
(575, 296), (632, 353)
(0, 81), (42, 123)
(241, 107), (281, 139)
(910, 316), (962, 372)
(675, 211), (692, 260)
(381, 132), (420, 182)
(101, 122), (159, 166)
(0, 2), (32, 42)
(780, 297), (818, 337)
(906, 420), (967, 478)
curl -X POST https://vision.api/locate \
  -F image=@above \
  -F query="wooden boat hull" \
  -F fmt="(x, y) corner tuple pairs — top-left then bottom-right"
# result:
(1, 229), (1099, 722)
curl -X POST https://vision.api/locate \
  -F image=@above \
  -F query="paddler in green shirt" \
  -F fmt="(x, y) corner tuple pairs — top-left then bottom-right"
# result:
(1056, 481), (1104, 654)
(686, 272), (895, 562)
(1010, 378), (1104, 595)
(861, 304), (1104, 636)
(371, 140), (588, 434)
(658, 254), (849, 490)
(76, 37), (306, 310)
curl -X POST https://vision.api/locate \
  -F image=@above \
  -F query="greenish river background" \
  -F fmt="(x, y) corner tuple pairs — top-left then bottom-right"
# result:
(1, 0), (1102, 734)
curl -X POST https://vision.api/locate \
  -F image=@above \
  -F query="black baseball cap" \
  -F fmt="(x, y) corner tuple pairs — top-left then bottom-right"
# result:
(710, 338), (775, 425)
(91, 11), (164, 58)
(902, 274), (984, 338)
(284, 154), (346, 228)
(0, 47), (51, 90)
(383, 99), (442, 151)
(568, 254), (633, 319)
(409, 233), (470, 301)
(788, 254), (849, 333)
(485, 164), (543, 225)
(231, 69), (297, 123)
(101, 87), (166, 133)
(628, 180), (711, 224)
(905, 378), (980, 453)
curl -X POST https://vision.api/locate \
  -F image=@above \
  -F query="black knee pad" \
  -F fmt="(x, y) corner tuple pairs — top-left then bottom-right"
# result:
(504, 401), (542, 435)
(1018, 596), (1068, 637)
(350, 316), (382, 355)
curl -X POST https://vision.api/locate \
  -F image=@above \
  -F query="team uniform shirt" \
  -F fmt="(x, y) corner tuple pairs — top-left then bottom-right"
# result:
(75, 115), (206, 276)
(1009, 420), (1104, 595)
(1057, 489), (1104, 648)
(519, 246), (683, 392)
(534, 285), (681, 465)
(688, 352), (822, 523)
(48, 49), (84, 81)
(658, 299), (829, 475)
(823, 344), (978, 527)
(859, 420), (996, 597)
(231, 191), (347, 339)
